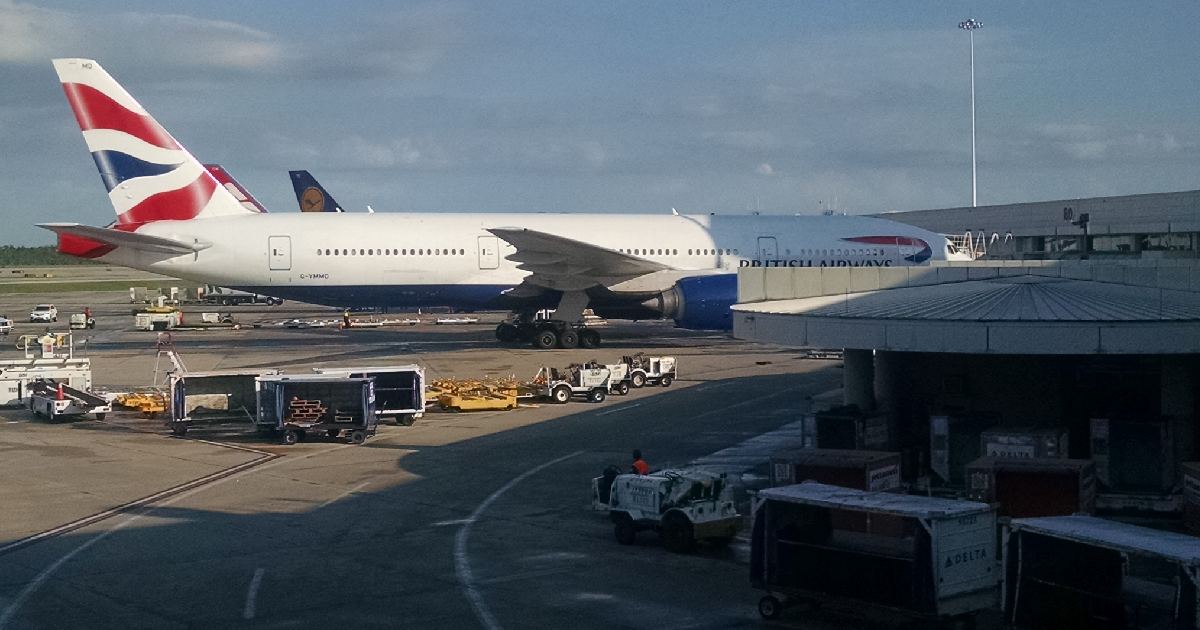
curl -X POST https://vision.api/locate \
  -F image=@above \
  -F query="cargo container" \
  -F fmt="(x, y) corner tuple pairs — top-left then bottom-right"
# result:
(751, 482), (999, 623)
(1184, 462), (1200, 537)
(769, 449), (902, 491)
(800, 405), (893, 451)
(168, 369), (281, 436)
(966, 457), (1095, 518)
(1090, 418), (1175, 493)
(1003, 515), (1200, 630)
(256, 375), (376, 445)
(312, 365), (425, 425)
(979, 427), (1068, 460)
(930, 415), (996, 486)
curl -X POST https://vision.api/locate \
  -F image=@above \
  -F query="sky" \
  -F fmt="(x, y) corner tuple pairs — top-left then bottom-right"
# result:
(1, 1), (1198, 245)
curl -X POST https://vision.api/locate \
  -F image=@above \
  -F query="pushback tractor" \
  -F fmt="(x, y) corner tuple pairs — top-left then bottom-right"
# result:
(592, 468), (740, 553)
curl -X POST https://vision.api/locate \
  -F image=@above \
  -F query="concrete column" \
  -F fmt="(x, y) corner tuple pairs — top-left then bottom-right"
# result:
(843, 349), (875, 411)
(1161, 356), (1198, 467)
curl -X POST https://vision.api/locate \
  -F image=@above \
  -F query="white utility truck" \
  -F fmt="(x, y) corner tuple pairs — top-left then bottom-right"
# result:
(532, 364), (613, 403)
(621, 354), (677, 388)
(592, 468), (740, 552)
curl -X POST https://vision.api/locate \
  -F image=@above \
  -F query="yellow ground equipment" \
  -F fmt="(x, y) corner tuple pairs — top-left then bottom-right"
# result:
(115, 391), (168, 418)
(428, 377), (520, 412)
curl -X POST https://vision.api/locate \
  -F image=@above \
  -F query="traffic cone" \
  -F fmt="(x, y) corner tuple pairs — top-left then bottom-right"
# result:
(56, 383), (64, 401)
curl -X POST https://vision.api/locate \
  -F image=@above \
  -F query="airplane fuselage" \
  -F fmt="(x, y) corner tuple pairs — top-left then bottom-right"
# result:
(97, 211), (950, 310)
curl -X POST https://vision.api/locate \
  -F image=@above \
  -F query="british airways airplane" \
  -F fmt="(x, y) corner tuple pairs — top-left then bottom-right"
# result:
(41, 59), (969, 349)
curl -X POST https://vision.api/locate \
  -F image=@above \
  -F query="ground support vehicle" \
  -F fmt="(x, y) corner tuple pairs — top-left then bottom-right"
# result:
(69, 313), (96, 330)
(603, 362), (631, 395)
(167, 368), (280, 436)
(1003, 515), (1200, 629)
(29, 304), (57, 323)
(134, 310), (182, 331)
(531, 364), (612, 403)
(751, 482), (998, 625)
(594, 468), (740, 553)
(428, 377), (520, 412)
(0, 334), (92, 407)
(26, 379), (110, 420)
(116, 391), (167, 418)
(313, 365), (424, 425)
(256, 375), (376, 445)
(0, 316), (11, 336)
(621, 354), (677, 388)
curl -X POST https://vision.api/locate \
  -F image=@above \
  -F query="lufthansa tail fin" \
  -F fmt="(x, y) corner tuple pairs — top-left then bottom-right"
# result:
(289, 170), (345, 212)
(52, 58), (258, 227)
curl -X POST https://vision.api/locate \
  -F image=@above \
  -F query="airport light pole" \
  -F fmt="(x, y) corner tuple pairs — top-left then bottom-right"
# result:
(959, 18), (982, 208)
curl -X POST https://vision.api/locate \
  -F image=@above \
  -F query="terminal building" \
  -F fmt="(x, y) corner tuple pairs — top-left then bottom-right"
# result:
(732, 260), (1200, 519)
(873, 188), (1200, 260)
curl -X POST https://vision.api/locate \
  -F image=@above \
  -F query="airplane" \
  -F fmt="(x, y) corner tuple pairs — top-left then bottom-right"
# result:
(289, 170), (345, 213)
(41, 58), (971, 350)
(206, 164), (268, 213)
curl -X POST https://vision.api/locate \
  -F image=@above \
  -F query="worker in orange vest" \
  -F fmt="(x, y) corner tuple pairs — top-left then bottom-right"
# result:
(631, 449), (649, 475)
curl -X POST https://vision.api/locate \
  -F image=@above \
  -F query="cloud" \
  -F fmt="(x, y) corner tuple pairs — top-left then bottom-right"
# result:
(0, 1), (460, 80)
(0, 0), (282, 71)
(756, 162), (775, 176)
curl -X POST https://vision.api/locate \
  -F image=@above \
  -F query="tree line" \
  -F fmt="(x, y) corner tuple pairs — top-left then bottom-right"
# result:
(0, 246), (98, 266)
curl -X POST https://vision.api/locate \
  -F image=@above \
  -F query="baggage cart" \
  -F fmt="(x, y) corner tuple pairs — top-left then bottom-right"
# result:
(751, 482), (998, 623)
(769, 448), (902, 491)
(256, 375), (376, 445)
(168, 368), (280, 436)
(1004, 515), (1200, 630)
(966, 457), (1096, 518)
(312, 365), (425, 425)
(800, 405), (894, 451)
(1184, 462), (1200, 536)
(980, 427), (1068, 459)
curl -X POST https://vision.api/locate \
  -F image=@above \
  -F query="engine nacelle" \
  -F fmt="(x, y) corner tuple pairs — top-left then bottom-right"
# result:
(646, 274), (737, 331)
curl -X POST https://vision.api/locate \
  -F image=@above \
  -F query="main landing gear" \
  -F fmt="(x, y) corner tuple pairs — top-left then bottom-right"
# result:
(495, 320), (601, 350)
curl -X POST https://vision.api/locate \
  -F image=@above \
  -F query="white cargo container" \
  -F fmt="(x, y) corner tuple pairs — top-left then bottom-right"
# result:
(751, 482), (998, 623)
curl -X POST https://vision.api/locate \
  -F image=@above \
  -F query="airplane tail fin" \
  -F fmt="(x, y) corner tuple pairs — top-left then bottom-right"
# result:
(52, 58), (259, 228)
(289, 170), (345, 212)
(204, 164), (268, 213)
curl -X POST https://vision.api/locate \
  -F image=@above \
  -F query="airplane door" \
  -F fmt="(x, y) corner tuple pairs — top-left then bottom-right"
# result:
(269, 236), (291, 271)
(478, 235), (499, 270)
(757, 236), (778, 261)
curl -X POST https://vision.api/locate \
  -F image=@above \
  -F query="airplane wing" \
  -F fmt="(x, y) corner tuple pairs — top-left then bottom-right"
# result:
(488, 227), (670, 292)
(38, 223), (210, 255)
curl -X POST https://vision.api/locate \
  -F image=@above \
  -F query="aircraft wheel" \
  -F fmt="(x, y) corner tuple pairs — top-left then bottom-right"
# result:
(558, 329), (579, 349)
(533, 330), (558, 350)
(758, 595), (782, 620)
(495, 323), (519, 342)
(579, 330), (601, 349)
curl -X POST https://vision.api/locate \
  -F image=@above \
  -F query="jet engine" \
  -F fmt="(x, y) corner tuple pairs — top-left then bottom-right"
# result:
(643, 274), (737, 331)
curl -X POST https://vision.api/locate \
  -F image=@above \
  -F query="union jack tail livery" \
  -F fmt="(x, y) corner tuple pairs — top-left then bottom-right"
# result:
(52, 58), (257, 228)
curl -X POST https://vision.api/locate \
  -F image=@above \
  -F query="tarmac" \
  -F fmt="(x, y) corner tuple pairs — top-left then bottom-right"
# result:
(0, 288), (992, 629)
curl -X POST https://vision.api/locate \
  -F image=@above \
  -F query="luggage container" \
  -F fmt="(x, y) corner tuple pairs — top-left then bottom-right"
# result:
(980, 427), (1068, 459)
(1003, 515), (1200, 630)
(1184, 462), (1200, 536)
(751, 482), (999, 623)
(931, 415), (996, 486)
(256, 375), (376, 445)
(966, 457), (1096, 518)
(168, 369), (280, 436)
(800, 405), (893, 451)
(769, 449), (902, 492)
(1090, 418), (1175, 493)
(313, 365), (425, 425)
